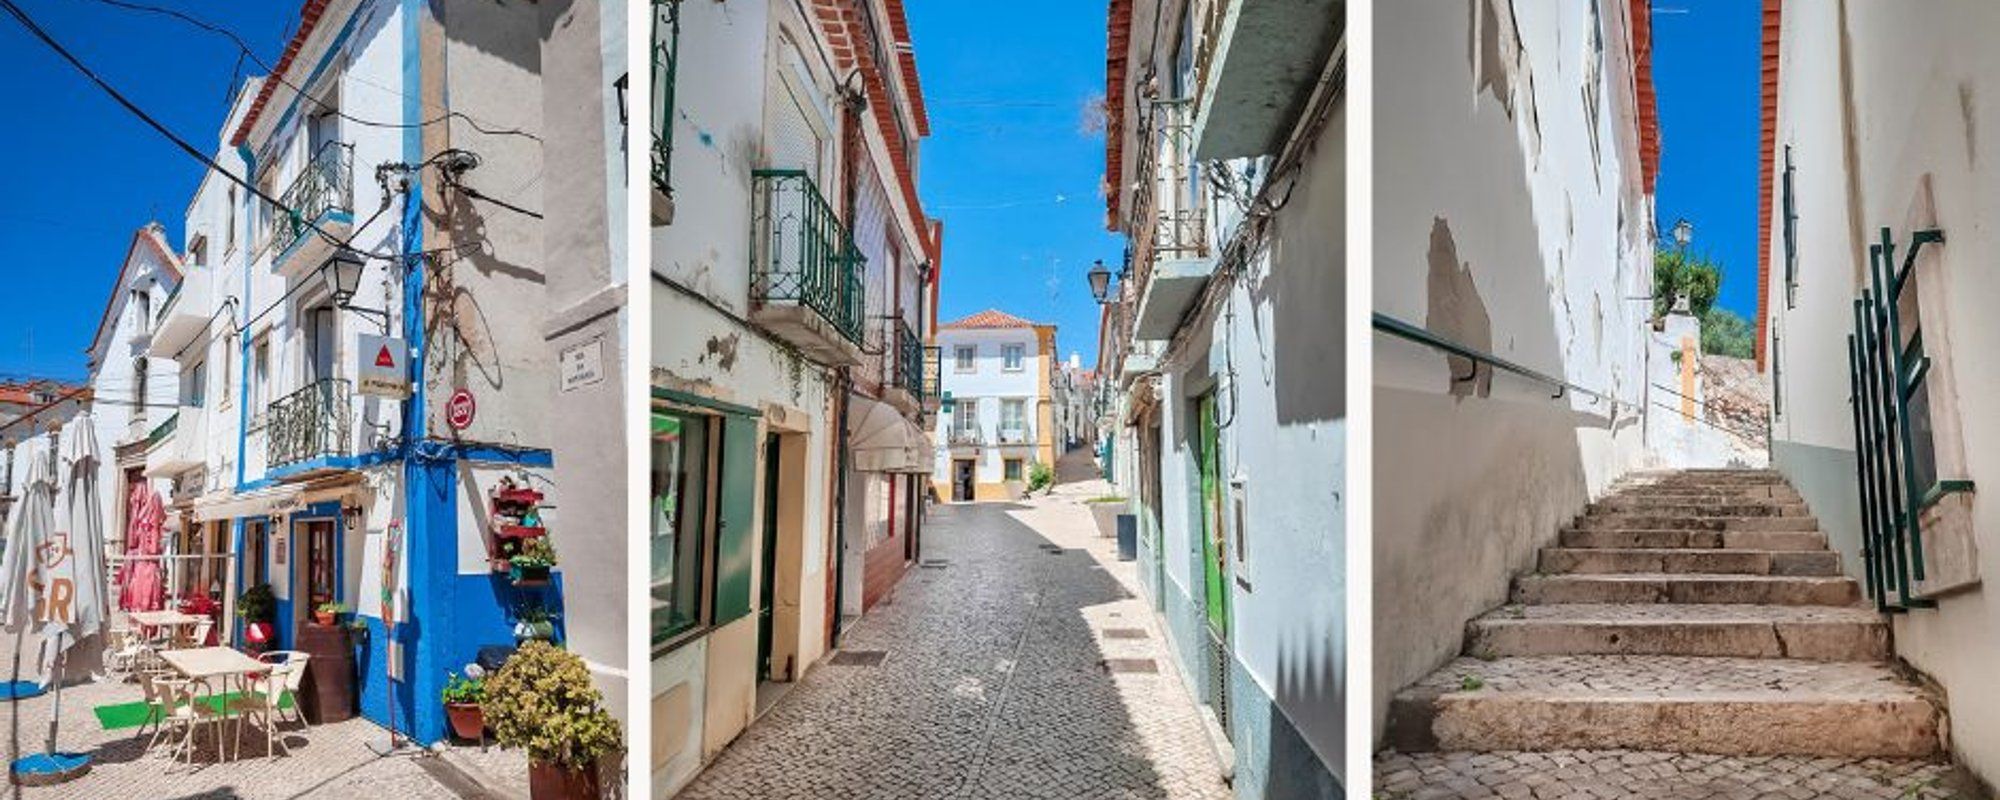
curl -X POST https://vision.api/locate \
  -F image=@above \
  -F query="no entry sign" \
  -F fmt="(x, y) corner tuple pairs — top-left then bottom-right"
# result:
(447, 389), (477, 431)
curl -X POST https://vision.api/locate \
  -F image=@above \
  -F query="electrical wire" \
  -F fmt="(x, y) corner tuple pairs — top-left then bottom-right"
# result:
(79, 0), (540, 142)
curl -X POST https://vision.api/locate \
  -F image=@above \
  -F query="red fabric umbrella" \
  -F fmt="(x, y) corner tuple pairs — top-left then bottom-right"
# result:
(117, 485), (165, 613)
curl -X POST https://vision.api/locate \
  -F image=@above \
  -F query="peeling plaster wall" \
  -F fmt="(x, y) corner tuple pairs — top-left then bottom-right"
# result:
(1769, 1), (2000, 783)
(1372, 0), (1655, 739)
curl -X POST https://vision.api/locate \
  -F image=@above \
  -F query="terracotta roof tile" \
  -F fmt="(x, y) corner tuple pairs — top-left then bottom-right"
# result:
(1755, 0), (1781, 369)
(229, 0), (331, 148)
(942, 309), (1039, 330)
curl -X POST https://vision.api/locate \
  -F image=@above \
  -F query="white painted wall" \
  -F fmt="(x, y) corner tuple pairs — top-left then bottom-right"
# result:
(1372, 0), (1655, 736)
(87, 228), (182, 547)
(1769, 1), (2000, 783)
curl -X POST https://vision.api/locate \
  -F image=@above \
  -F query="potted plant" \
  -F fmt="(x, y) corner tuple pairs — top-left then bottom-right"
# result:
(485, 641), (622, 800)
(236, 584), (276, 654)
(312, 601), (350, 627)
(512, 599), (558, 643)
(442, 665), (488, 741)
(509, 538), (557, 586)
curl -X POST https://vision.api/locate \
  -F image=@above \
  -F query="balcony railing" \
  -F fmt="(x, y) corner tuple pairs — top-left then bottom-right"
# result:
(271, 142), (354, 257)
(750, 169), (866, 345)
(922, 345), (942, 404)
(1149, 99), (1208, 260)
(996, 426), (1034, 446)
(651, 0), (680, 198)
(947, 427), (984, 447)
(267, 379), (352, 468)
(892, 319), (924, 402)
(146, 412), (179, 448)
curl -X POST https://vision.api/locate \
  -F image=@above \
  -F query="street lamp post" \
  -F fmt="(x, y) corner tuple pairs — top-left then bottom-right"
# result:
(321, 251), (391, 333)
(1087, 259), (1113, 304)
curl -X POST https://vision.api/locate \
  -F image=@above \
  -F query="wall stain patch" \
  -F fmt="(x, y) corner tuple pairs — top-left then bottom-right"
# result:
(1425, 217), (1495, 399)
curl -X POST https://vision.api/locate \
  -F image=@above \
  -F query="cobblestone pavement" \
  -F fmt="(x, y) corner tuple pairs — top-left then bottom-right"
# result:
(0, 630), (529, 799)
(1374, 749), (1975, 799)
(677, 473), (1232, 800)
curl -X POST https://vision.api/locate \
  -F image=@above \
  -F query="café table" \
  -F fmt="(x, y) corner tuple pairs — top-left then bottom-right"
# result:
(158, 647), (271, 762)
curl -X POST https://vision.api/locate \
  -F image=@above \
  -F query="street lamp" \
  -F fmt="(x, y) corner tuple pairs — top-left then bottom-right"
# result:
(321, 250), (389, 332)
(1087, 259), (1113, 304)
(1671, 218), (1693, 254)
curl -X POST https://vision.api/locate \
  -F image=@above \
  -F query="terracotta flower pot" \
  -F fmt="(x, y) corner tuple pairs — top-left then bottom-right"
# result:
(313, 611), (336, 626)
(445, 703), (485, 741)
(528, 760), (600, 800)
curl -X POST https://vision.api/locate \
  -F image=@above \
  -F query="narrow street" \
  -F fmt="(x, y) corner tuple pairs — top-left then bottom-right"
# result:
(679, 460), (1231, 800)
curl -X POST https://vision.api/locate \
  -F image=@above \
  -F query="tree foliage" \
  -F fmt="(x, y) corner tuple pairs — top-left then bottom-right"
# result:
(1653, 249), (1721, 318)
(1700, 308), (1755, 358)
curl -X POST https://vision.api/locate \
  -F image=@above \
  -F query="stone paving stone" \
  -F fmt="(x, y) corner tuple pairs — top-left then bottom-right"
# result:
(677, 479), (1231, 800)
(1375, 750), (1970, 799)
(0, 633), (524, 799)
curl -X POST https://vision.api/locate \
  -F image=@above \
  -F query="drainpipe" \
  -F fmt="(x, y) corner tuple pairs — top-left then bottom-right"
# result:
(827, 67), (867, 645)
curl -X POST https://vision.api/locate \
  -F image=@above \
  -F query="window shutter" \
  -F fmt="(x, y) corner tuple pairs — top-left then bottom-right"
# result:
(711, 413), (760, 625)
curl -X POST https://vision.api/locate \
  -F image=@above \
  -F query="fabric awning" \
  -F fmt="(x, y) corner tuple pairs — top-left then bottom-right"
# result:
(847, 394), (933, 474)
(192, 484), (305, 522)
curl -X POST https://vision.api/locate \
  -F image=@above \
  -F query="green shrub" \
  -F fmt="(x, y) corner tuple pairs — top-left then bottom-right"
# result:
(235, 584), (275, 623)
(484, 641), (622, 770)
(1027, 461), (1055, 492)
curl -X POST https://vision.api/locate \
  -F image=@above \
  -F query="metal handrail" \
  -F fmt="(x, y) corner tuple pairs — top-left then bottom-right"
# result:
(1372, 312), (1627, 409)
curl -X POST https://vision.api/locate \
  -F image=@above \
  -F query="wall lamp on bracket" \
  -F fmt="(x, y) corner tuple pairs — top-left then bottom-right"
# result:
(322, 250), (391, 334)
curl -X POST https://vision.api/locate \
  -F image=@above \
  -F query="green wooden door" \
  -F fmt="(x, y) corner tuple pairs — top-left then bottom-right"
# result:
(1197, 394), (1228, 635)
(712, 414), (760, 626)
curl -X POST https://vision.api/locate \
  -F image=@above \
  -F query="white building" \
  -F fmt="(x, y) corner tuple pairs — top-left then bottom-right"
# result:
(1371, 0), (1658, 742)
(1762, 1), (2000, 784)
(650, 0), (940, 792)
(1097, 0), (1345, 794)
(124, 0), (628, 753)
(84, 224), (183, 573)
(932, 310), (1057, 501)
(1051, 352), (1097, 454)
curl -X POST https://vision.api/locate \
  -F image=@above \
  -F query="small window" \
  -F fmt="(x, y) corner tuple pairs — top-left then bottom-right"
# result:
(1004, 459), (1024, 482)
(1782, 146), (1798, 308)
(1002, 344), (1025, 371)
(225, 187), (238, 254)
(954, 345), (976, 372)
(251, 336), (271, 415)
(188, 235), (208, 267)
(220, 333), (236, 409)
(185, 361), (206, 408)
(653, 410), (715, 645)
(133, 290), (153, 333)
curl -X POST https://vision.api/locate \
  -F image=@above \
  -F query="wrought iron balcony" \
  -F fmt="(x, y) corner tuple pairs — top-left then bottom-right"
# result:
(996, 426), (1034, 446)
(947, 427), (985, 447)
(894, 319), (924, 402)
(266, 379), (352, 469)
(922, 345), (942, 410)
(749, 169), (866, 363)
(271, 142), (354, 260)
(1148, 99), (1208, 260)
(651, 0), (680, 205)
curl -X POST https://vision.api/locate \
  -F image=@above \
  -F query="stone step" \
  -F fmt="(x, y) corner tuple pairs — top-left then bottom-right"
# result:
(1559, 528), (1829, 551)
(1571, 514), (1819, 532)
(1607, 485), (1803, 501)
(1589, 499), (1810, 517)
(1382, 655), (1939, 757)
(1513, 574), (1861, 606)
(1465, 603), (1889, 660)
(1539, 547), (1841, 576)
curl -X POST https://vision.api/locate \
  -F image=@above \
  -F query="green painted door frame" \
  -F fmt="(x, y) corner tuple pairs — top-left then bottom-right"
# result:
(1197, 394), (1229, 636)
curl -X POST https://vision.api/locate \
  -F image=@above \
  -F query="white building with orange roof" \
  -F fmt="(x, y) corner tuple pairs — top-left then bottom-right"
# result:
(932, 309), (1058, 501)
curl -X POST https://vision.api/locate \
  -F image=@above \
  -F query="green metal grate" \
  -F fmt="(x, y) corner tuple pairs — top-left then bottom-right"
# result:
(651, 0), (680, 199)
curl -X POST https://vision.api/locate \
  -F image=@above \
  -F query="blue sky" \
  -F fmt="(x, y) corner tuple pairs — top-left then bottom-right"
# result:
(0, 0), (297, 381)
(1652, 0), (1761, 319)
(905, 0), (1124, 369)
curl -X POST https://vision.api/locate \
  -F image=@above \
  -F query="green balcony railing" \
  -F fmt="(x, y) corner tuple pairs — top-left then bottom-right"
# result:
(749, 169), (865, 346)
(267, 378), (352, 468)
(271, 141), (354, 257)
(651, 0), (681, 198)
(145, 412), (179, 448)
(893, 319), (924, 402)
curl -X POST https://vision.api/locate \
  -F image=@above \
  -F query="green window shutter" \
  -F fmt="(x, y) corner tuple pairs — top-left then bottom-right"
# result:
(712, 413), (760, 625)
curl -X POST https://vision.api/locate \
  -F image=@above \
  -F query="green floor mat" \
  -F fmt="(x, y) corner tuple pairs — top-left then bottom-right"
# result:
(92, 692), (295, 731)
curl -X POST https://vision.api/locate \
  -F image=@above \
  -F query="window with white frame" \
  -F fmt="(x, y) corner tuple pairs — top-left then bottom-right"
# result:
(1000, 398), (1026, 442)
(953, 398), (980, 441)
(1002, 343), (1025, 371)
(954, 345), (976, 372)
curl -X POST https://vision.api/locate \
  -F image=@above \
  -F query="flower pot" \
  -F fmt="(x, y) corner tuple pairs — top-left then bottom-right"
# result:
(527, 760), (600, 800)
(510, 564), (552, 586)
(313, 611), (336, 626)
(514, 619), (556, 642)
(445, 703), (485, 741)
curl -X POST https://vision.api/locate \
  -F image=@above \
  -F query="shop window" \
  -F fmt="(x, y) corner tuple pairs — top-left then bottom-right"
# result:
(653, 410), (715, 645)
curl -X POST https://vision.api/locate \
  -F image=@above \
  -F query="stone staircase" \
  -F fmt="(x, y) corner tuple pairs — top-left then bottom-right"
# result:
(1384, 468), (1944, 759)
